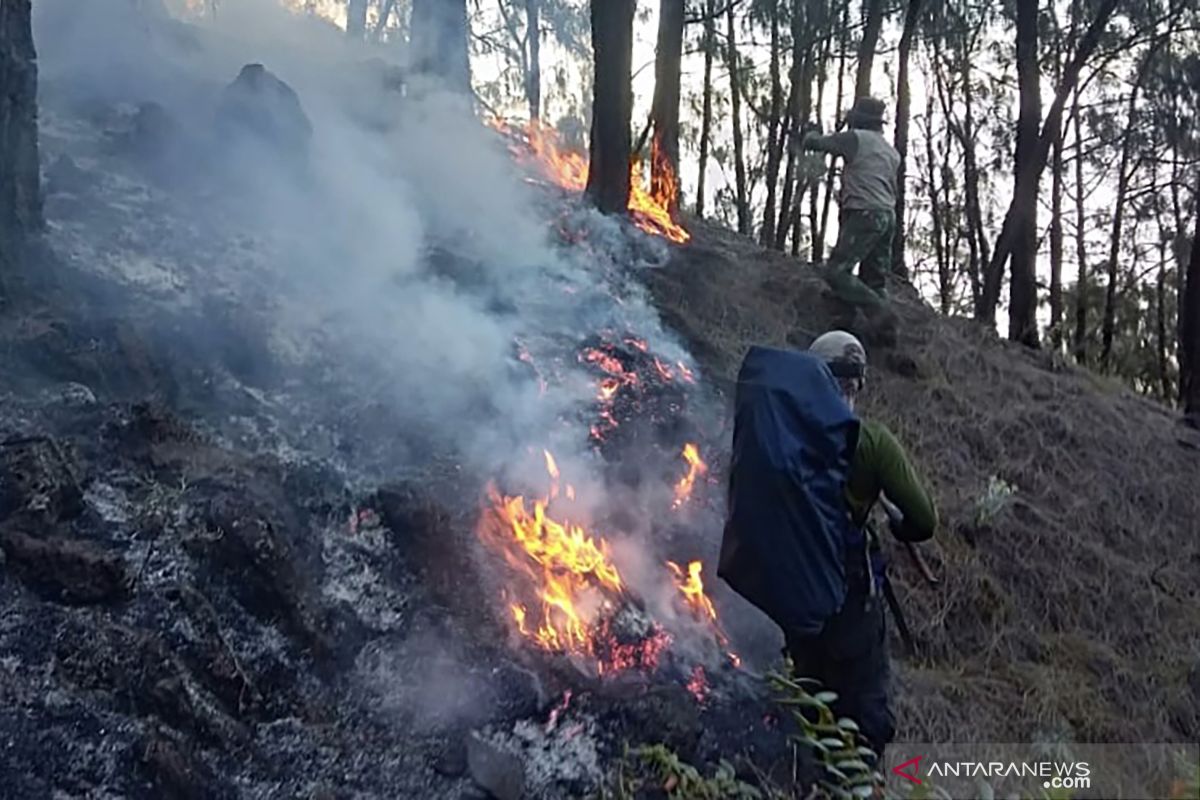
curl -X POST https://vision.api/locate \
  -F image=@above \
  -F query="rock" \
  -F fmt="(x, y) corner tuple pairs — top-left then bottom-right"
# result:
(467, 734), (526, 800)
(45, 155), (90, 195)
(216, 64), (312, 159)
(0, 526), (130, 605)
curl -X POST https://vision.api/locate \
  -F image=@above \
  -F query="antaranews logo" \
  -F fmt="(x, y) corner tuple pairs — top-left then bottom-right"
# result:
(890, 754), (1092, 791)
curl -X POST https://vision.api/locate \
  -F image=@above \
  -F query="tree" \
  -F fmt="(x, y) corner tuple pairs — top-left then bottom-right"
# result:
(855, 0), (885, 98)
(1182, 187), (1200, 421)
(410, 0), (472, 92)
(696, 0), (717, 217)
(979, 0), (1120, 336)
(650, 0), (685, 212)
(760, 1), (786, 246)
(725, 1), (751, 234)
(0, 0), (41, 241)
(891, 0), (925, 278)
(525, 0), (542, 120)
(586, 0), (635, 215)
(1006, 0), (1043, 348)
(346, 0), (368, 38)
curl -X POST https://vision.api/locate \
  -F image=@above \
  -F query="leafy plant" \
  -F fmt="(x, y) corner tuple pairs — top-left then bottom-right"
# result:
(974, 475), (1016, 526)
(600, 743), (775, 800)
(768, 670), (883, 799)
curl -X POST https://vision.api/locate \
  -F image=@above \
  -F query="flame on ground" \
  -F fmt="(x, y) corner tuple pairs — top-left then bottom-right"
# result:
(672, 444), (708, 509)
(488, 118), (690, 243)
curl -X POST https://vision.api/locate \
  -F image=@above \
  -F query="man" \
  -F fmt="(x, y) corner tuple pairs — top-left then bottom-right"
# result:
(802, 97), (902, 322)
(717, 333), (936, 758)
(791, 330), (937, 756)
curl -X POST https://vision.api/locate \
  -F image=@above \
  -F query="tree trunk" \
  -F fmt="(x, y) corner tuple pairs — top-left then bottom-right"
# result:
(1006, 0), (1042, 347)
(0, 0), (41, 240)
(1048, 43), (1065, 350)
(586, 0), (635, 216)
(817, 2), (849, 258)
(373, 0), (398, 40)
(650, 0), (685, 213)
(696, 0), (717, 217)
(525, 0), (541, 121)
(346, 0), (369, 38)
(760, 3), (785, 246)
(1072, 86), (1089, 365)
(806, 7), (830, 260)
(725, 1), (750, 235)
(410, 0), (472, 93)
(924, 91), (949, 314)
(1100, 42), (1160, 371)
(1157, 250), (1172, 402)
(891, 0), (924, 278)
(776, 0), (815, 252)
(980, 0), (1119, 331)
(854, 0), (885, 98)
(1182, 186), (1200, 421)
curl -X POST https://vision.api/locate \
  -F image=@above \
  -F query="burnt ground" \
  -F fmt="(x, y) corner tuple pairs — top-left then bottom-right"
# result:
(649, 218), (1200, 745)
(0, 292), (802, 799)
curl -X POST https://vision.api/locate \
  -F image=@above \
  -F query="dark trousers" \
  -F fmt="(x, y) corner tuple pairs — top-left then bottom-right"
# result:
(785, 586), (895, 757)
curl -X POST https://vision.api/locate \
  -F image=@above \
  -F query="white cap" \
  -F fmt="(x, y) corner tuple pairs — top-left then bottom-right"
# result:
(809, 330), (867, 368)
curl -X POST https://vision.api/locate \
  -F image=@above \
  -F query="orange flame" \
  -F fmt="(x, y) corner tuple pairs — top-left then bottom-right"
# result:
(667, 560), (717, 621)
(479, 453), (643, 671)
(672, 444), (708, 509)
(488, 118), (690, 243)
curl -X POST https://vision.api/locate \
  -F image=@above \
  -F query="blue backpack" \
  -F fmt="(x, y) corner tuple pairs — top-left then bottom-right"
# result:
(717, 346), (863, 636)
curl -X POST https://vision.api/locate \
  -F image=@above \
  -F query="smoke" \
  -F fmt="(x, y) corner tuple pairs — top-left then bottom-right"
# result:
(33, 0), (779, 675)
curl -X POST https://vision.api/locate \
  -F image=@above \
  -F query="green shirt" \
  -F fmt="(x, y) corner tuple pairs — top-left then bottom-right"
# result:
(846, 419), (937, 542)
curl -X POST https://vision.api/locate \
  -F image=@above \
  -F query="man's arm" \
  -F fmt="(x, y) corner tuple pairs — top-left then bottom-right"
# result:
(874, 425), (938, 542)
(802, 130), (859, 160)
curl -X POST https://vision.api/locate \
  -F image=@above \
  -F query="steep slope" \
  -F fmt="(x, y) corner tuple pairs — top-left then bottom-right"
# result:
(650, 218), (1200, 744)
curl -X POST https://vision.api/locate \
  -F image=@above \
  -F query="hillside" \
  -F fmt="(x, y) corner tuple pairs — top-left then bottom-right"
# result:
(2, 3), (1199, 798)
(652, 218), (1200, 744)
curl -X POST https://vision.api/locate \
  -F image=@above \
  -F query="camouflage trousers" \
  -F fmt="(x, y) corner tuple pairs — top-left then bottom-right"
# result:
(821, 208), (896, 309)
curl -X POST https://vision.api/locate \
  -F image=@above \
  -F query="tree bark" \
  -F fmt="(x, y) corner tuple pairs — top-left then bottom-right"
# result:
(725, 1), (750, 234)
(650, 0), (685, 213)
(525, 0), (541, 120)
(586, 0), (635, 216)
(854, 0), (885, 98)
(1006, 0), (1043, 347)
(346, 0), (369, 38)
(777, 0), (816, 252)
(0, 0), (41, 240)
(891, 0), (924, 278)
(1048, 38), (1065, 350)
(1157, 248), (1172, 402)
(924, 89), (949, 314)
(1182, 185), (1200, 421)
(760, 2), (785, 246)
(1071, 85), (1089, 365)
(696, 0), (717, 217)
(817, 2), (850, 259)
(373, 0), (398, 40)
(980, 0), (1119, 333)
(410, 0), (472, 93)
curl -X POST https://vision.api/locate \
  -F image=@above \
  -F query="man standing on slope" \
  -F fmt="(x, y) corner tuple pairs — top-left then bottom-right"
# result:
(718, 331), (936, 758)
(802, 98), (902, 339)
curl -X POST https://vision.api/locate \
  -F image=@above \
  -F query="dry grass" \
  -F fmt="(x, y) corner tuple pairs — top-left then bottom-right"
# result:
(647, 218), (1200, 744)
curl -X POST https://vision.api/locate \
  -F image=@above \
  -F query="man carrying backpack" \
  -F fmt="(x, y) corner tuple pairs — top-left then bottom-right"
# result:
(718, 332), (937, 757)
(802, 97), (902, 341)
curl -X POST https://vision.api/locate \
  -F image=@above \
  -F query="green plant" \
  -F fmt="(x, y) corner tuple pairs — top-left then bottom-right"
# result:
(768, 671), (883, 799)
(974, 475), (1016, 525)
(599, 743), (776, 800)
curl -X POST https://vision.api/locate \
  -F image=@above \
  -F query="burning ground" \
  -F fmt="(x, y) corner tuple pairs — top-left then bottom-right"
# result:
(3, 2), (1199, 799)
(3, 3), (791, 798)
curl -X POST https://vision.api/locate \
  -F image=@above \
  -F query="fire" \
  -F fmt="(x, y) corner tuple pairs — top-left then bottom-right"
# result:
(672, 444), (708, 509)
(488, 118), (690, 243)
(480, 452), (681, 675)
(667, 560), (717, 621)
